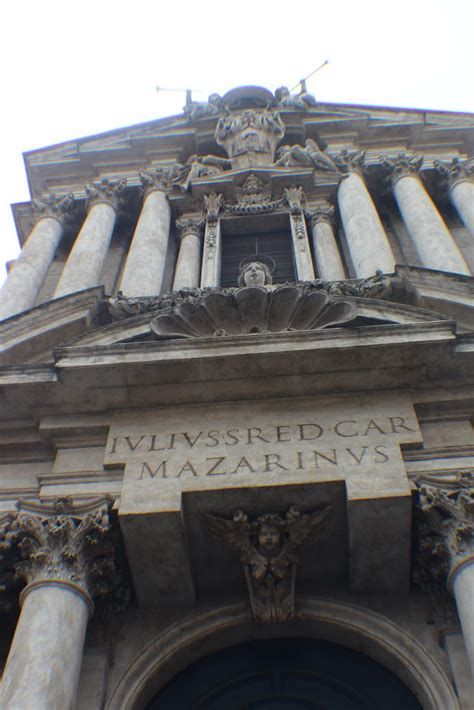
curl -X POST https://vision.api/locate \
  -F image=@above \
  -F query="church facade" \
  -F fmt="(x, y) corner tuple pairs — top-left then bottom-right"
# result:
(0, 84), (473, 708)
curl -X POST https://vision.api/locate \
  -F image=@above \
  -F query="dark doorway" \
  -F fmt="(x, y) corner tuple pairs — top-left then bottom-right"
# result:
(147, 638), (422, 709)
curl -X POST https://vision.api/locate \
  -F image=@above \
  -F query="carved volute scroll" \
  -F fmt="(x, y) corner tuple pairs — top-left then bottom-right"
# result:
(206, 505), (331, 622)
(416, 472), (474, 581)
(1, 497), (121, 605)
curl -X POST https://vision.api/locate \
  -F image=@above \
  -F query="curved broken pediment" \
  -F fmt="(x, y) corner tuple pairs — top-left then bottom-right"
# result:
(150, 285), (356, 339)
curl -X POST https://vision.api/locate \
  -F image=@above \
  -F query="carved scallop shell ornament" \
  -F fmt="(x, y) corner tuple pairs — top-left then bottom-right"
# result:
(151, 285), (357, 339)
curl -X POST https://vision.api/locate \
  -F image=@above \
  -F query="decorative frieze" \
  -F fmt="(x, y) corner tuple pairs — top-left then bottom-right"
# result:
(206, 505), (331, 622)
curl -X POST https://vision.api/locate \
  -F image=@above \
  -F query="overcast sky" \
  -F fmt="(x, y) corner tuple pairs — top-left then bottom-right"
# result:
(1, 0), (473, 286)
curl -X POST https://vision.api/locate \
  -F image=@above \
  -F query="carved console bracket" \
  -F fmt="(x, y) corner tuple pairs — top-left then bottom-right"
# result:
(206, 505), (331, 622)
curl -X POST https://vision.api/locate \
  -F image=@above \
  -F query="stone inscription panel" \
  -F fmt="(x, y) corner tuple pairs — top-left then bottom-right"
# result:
(106, 393), (422, 514)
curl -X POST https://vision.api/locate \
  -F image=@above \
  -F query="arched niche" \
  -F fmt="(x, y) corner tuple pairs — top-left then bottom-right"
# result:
(105, 598), (459, 710)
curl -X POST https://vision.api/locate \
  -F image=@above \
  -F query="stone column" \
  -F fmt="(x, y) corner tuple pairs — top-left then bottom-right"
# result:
(283, 187), (315, 280)
(0, 498), (118, 710)
(0, 195), (73, 320)
(383, 153), (470, 275)
(173, 217), (205, 289)
(309, 205), (346, 280)
(435, 158), (474, 238)
(54, 179), (126, 298)
(337, 151), (395, 278)
(201, 193), (224, 287)
(417, 472), (474, 676)
(119, 170), (171, 297)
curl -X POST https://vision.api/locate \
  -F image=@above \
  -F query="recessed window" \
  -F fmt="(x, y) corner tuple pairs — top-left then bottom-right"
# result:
(220, 231), (295, 287)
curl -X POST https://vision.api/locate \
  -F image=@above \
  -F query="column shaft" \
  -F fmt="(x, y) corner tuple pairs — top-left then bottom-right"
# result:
(393, 175), (470, 275)
(451, 181), (474, 238)
(451, 560), (474, 676)
(173, 233), (202, 289)
(54, 201), (117, 298)
(0, 217), (63, 319)
(120, 189), (171, 296)
(0, 582), (90, 710)
(311, 220), (345, 280)
(338, 172), (395, 278)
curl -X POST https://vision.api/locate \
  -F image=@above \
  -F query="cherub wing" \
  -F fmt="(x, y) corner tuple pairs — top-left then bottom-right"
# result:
(205, 514), (254, 560)
(287, 506), (332, 548)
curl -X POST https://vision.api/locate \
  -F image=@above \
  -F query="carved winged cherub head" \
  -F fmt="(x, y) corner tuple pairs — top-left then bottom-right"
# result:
(255, 514), (285, 555)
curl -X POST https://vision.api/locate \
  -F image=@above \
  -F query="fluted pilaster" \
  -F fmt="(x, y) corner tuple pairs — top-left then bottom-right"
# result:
(283, 187), (315, 280)
(201, 193), (224, 287)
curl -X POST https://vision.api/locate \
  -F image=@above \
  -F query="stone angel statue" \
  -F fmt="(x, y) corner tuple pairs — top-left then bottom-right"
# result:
(206, 504), (331, 622)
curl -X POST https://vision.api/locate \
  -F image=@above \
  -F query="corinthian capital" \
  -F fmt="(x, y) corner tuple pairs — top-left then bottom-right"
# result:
(380, 152), (424, 184)
(334, 149), (366, 174)
(434, 157), (474, 190)
(175, 216), (205, 242)
(308, 204), (335, 226)
(4, 497), (120, 601)
(139, 168), (170, 197)
(31, 193), (75, 226)
(416, 471), (474, 587)
(85, 178), (127, 211)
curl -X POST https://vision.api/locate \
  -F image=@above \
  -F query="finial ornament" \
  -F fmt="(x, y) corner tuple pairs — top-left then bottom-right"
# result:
(206, 505), (331, 622)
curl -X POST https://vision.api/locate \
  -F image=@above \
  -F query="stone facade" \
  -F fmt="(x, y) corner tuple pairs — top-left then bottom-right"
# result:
(0, 85), (474, 708)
